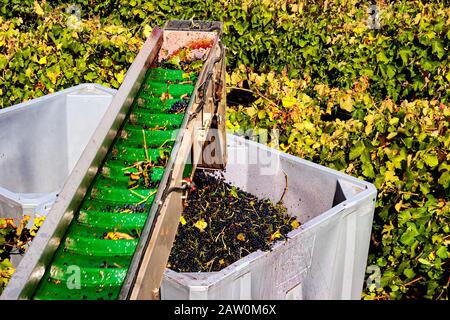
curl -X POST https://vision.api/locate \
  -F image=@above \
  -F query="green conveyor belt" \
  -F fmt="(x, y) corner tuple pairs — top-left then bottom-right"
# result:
(33, 68), (196, 300)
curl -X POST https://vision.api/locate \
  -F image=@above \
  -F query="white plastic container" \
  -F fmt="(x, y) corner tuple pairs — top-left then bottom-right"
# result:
(0, 84), (117, 220)
(161, 134), (377, 300)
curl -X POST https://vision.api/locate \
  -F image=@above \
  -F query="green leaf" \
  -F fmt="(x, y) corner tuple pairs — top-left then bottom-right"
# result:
(349, 141), (365, 160)
(418, 258), (432, 266)
(431, 40), (444, 59)
(423, 154), (438, 168)
(386, 64), (396, 79)
(400, 223), (419, 246)
(84, 72), (97, 82)
(403, 268), (415, 279)
(398, 49), (411, 65)
(438, 171), (450, 188)
(436, 246), (448, 259)
(230, 186), (238, 198)
(362, 162), (375, 178)
(377, 51), (390, 64)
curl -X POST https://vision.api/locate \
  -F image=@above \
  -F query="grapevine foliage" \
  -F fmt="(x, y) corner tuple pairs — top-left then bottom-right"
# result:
(0, 0), (449, 299)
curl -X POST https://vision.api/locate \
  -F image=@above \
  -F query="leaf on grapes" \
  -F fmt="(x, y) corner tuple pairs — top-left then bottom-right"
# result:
(236, 233), (246, 241)
(290, 220), (300, 230)
(269, 230), (282, 242)
(230, 186), (238, 198)
(194, 219), (208, 232)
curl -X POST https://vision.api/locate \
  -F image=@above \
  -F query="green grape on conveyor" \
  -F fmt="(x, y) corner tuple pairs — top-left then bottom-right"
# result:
(33, 68), (196, 300)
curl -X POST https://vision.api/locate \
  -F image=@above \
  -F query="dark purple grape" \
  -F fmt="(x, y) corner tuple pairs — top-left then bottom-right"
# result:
(168, 100), (188, 114)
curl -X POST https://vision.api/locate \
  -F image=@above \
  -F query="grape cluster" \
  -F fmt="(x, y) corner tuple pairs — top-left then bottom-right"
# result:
(168, 100), (188, 114)
(129, 178), (159, 189)
(156, 59), (171, 69)
(105, 203), (147, 213)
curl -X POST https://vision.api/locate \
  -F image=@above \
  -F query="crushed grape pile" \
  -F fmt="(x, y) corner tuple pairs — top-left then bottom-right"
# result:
(168, 170), (301, 273)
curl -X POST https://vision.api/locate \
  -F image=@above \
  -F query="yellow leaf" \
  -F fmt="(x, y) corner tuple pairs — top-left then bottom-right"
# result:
(300, 93), (312, 104)
(143, 25), (152, 38)
(339, 93), (353, 112)
(1, 218), (16, 229)
(25, 68), (33, 78)
(269, 230), (282, 242)
(382, 222), (394, 235)
(180, 216), (187, 226)
(194, 219), (208, 232)
(47, 70), (58, 84)
(395, 201), (403, 212)
(219, 259), (225, 265)
(129, 172), (140, 181)
(389, 117), (399, 126)
(257, 109), (266, 119)
(115, 70), (125, 84)
(314, 84), (329, 97)
(387, 132), (397, 140)
(354, 26), (366, 35)
(284, 79), (295, 88)
(160, 92), (173, 101)
(364, 114), (375, 135)
(245, 106), (257, 117)
(38, 56), (47, 65)
(104, 232), (134, 240)
(282, 96), (296, 108)
(35, 216), (46, 227)
(34, 0), (44, 16)
(385, 170), (399, 184)
(236, 233), (246, 241)
(254, 74), (266, 87)
(291, 220), (300, 229)
(230, 72), (242, 86)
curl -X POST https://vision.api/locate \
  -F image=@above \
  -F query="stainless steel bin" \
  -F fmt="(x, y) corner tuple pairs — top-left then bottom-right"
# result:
(0, 84), (117, 220)
(161, 134), (377, 300)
